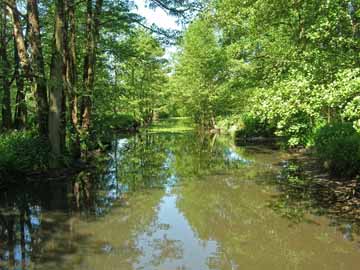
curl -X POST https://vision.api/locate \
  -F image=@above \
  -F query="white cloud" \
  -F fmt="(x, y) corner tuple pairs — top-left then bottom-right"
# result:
(133, 0), (182, 61)
(134, 0), (181, 30)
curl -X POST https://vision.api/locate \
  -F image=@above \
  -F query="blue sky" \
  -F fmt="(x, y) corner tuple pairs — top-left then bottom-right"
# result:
(133, 0), (182, 31)
(133, 0), (182, 59)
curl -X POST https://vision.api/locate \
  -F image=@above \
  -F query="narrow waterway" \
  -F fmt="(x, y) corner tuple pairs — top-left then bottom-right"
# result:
(0, 127), (360, 269)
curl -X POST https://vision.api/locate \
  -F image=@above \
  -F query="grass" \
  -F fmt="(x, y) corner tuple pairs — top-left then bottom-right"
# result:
(146, 117), (194, 133)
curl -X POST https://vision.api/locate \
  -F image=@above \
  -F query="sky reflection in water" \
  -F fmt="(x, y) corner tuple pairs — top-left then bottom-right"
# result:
(0, 132), (360, 270)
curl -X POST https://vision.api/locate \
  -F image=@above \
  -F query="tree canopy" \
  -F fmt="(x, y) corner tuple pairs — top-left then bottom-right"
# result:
(0, 0), (359, 175)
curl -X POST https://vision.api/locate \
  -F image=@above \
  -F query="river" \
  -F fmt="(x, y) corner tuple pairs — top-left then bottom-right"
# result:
(0, 126), (360, 269)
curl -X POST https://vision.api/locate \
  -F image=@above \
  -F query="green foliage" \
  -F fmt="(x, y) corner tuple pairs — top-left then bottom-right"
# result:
(157, 109), (171, 119)
(323, 69), (360, 127)
(248, 74), (323, 146)
(95, 29), (169, 127)
(92, 113), (140, 146)
(94, 113), (140, 131)
(147, 117), (194, 133)
(171, 18), (228, 128)
(235, 114), (275, 139)
(216, 115), (243, 135)
(314, 123), (360, 177)
(207, 0), (360, 148)
(246, 69), (360, 147)
(2, 0), (360, 179)
(167, 0), (360, 177)
(0, 131), (50, 173)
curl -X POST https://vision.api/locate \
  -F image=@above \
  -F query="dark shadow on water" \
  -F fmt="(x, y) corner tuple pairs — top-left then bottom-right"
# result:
(260, 159), (360, 242)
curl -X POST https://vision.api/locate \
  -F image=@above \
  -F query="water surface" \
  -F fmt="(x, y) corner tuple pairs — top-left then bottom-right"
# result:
(1, 130), (360, 270)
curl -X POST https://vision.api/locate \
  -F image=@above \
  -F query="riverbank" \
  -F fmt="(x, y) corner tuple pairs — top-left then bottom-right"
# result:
(145, 117), (194, 133)
(274, 146), (360, 224)
(1, 117), (358, 191)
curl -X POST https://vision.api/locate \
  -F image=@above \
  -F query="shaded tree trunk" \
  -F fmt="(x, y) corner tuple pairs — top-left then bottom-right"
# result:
(27, 0), (49, 136)
(14, 41), (27, 129)
(6, 0), (31, 75)
(0, 3), (12, 129)
(66, 0), (80, 157)
(49, 0), (66, 167)
(80, 0), (103, 136)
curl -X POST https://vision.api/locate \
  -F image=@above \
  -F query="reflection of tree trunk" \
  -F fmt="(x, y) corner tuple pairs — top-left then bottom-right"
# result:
(210, 133), (217, 152)
(1, 3), (12, 129)
(49, 0), (66, 167)
(115, 139), (120, 193)
(74, 181), (80, 209)
(14, 41), (27, 129)
(7, 216), (15, 268)
(25, 207), (33, 233)
(24, 206), (35, 258)
(74, 172), (95, 210)
(20, 209), (26, 268)
(27, 0), (49, 137)
(83, 174), (92, 208)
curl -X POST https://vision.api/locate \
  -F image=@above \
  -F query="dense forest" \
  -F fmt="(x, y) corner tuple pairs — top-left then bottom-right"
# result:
(0, 0), (359, 177)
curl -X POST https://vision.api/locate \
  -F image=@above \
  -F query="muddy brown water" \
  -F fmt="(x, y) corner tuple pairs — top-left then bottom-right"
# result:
(0, 131), (359, 270)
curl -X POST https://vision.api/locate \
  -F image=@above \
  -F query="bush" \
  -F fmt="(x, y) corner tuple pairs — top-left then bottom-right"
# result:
(157, 109), (171, 120)
(216, 115), (242, 135)
(235, 114), (275, 139)
(112, 114), (140, 129)
(91, 113), (140, 147)
(94, 113), (140, 132)
(314, 122), (360, 177)
(248, 75), (325, 146)
(0, 131), (50, 173)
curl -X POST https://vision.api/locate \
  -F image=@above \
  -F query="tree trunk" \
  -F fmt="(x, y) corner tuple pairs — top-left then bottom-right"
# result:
(49, 0), (66, 167)
(27, 0), (49, 137)
(6, 0), (31, 75)
(14, 41), (27, 129)
(0, 3), (12, 130)
(80, 0), (94, 133)
(80, 0), (103, 135)
(66, 0), (80, 157)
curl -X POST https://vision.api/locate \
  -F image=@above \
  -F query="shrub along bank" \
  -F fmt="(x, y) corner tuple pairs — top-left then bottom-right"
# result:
(0, 131), (50, 174)
(234, 70), (360, 178)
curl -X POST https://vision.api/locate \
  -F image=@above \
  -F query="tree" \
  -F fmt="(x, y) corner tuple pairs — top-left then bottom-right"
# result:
(0, 0), (203, 168)
(48, 0), (66, 166)
(27, 0), (49, 136)
(80, 0), (103, 135)
(66, 0), (80, 157)
(113, 30), (168, 124)
(13, 38), (27, 129)
(0, 2), (12, 129)
(172, 18), (226, 128)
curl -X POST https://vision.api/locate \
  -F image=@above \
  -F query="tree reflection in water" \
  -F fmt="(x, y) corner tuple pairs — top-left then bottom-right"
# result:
(0, 131), (360, 270)
(0, 132), (251, 269)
